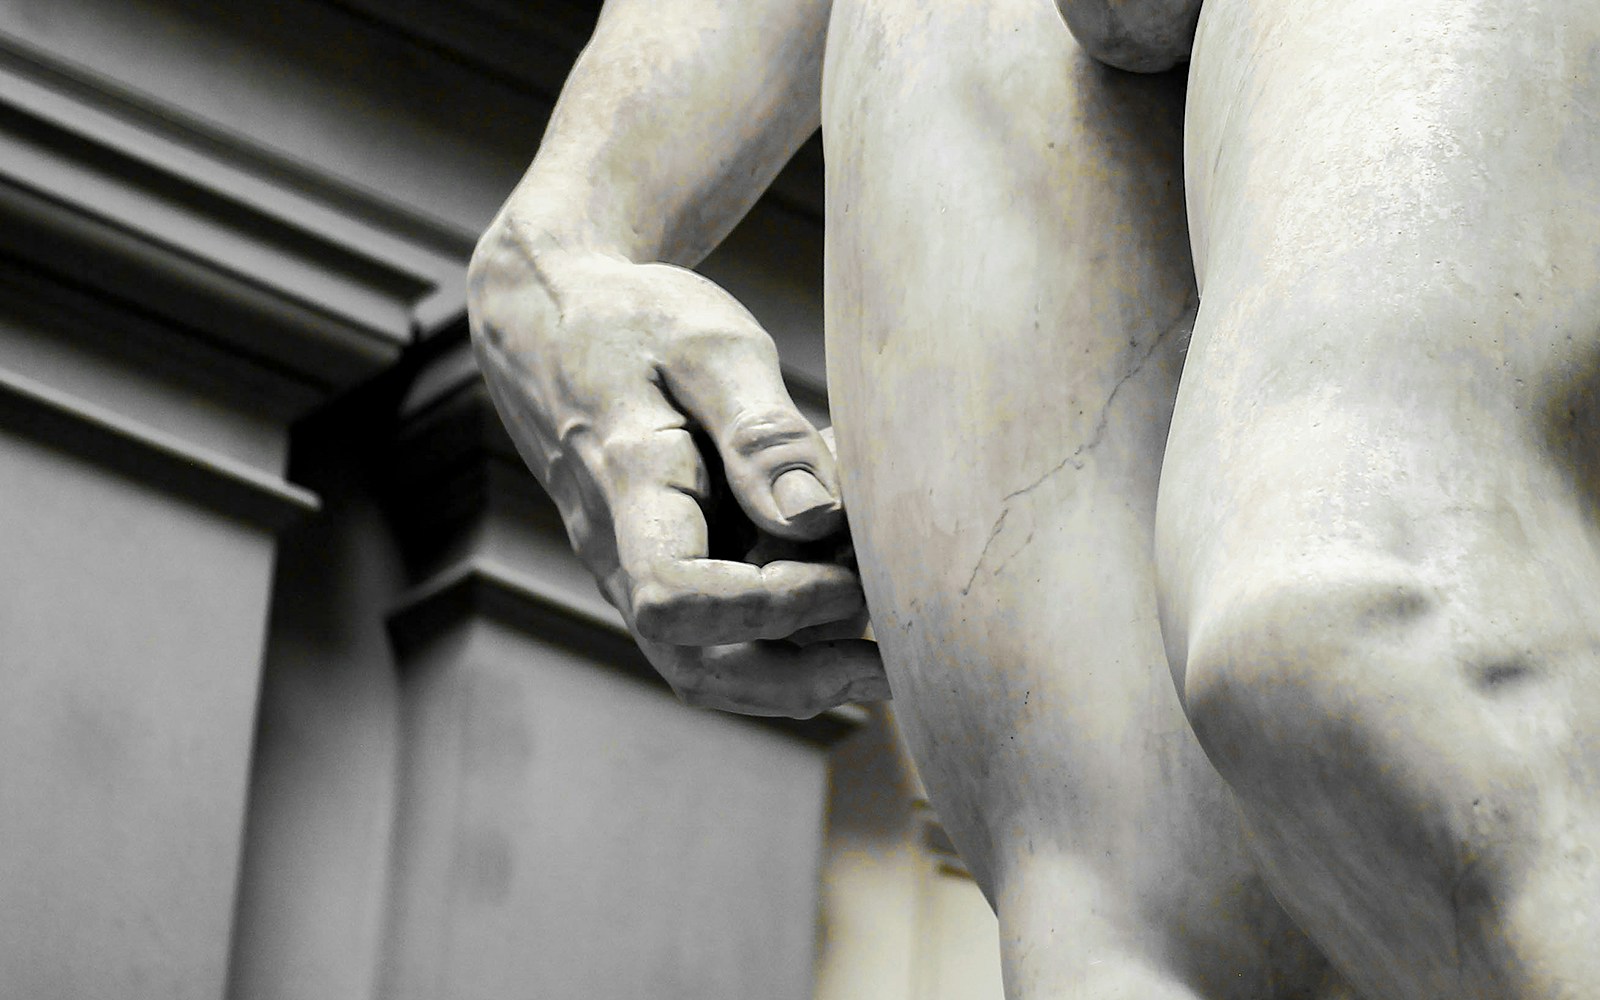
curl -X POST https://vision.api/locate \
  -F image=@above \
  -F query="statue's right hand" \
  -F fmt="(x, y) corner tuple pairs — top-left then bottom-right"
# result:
(466, 227), (888, 718)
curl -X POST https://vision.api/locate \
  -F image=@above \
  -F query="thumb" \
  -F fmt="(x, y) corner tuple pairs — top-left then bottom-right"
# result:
(714, 406), (843, 541)
(653, 306), (843, 540)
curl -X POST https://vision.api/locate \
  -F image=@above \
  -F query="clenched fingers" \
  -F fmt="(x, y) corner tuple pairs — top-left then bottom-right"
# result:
(644, 636), (890, 719)
(631, 558), (868, 645)
(654, 308), (842, 541)
(599, 419), (868, 646)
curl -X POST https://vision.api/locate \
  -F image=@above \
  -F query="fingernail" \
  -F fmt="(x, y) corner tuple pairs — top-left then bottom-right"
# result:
(774, 469), (838, 525)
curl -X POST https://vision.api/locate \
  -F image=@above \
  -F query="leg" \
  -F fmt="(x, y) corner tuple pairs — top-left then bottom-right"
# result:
(823, 1), (1337, 995)
(1164, 1), (1600, 996)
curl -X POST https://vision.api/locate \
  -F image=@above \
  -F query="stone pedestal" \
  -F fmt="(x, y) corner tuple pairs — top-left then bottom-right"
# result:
(0, 423), (286, 999)
(0, 263), (320, 998)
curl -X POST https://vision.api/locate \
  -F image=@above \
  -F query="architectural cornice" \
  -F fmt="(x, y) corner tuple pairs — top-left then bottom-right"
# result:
(0, 29), (474, 392)
(0, 363), (318, 532)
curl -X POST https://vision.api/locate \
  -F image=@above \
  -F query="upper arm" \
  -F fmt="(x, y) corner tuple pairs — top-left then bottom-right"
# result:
(1055, 0), (1202, 72)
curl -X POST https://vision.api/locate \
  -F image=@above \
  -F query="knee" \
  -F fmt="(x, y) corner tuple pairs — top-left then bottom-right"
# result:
(1175, 557), (1572, 812)
(1055, 0), (1201, 73)
(1176, 564), (1447, 786)
(1176, 562), (1600, 995)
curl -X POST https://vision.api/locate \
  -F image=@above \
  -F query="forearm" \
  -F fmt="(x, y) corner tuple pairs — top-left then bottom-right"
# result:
(494, 0), (831, 267)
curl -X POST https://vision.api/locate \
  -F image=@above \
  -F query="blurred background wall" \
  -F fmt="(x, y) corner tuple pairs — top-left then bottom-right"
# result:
(0, 1), (1004, 997)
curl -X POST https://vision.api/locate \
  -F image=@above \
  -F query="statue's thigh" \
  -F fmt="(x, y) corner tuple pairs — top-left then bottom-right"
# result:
(1163, 0), (1600, 994)
(822, 2), (1332, 995)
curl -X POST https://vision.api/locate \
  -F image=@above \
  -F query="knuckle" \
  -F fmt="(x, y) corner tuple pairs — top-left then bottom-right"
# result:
(598, 435), (660, 487)
(682, 321), (772, 352)
(466, 223), (515, 294)
(632, 580), (739, 646)
(725, 408), (814, 459)
(629, 581), (683, 640)
(598, 431), (653, 471)
(599, 428), (702, 494)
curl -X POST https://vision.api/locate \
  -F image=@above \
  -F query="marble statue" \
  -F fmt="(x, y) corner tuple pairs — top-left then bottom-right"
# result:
(467, 0), (1600, 996)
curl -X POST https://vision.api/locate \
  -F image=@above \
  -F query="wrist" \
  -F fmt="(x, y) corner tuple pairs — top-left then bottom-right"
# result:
(470, 208), (631, 304)
(496, 162), (657, 263)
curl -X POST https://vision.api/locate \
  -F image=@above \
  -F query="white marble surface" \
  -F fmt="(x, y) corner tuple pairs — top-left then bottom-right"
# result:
(471, 0), (1600, 996)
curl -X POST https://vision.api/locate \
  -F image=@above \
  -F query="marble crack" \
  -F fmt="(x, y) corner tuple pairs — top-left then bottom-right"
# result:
(962, 509), (1010, 595)
(959, 319), (1181, 596)
(985, 529), (1035, 584)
